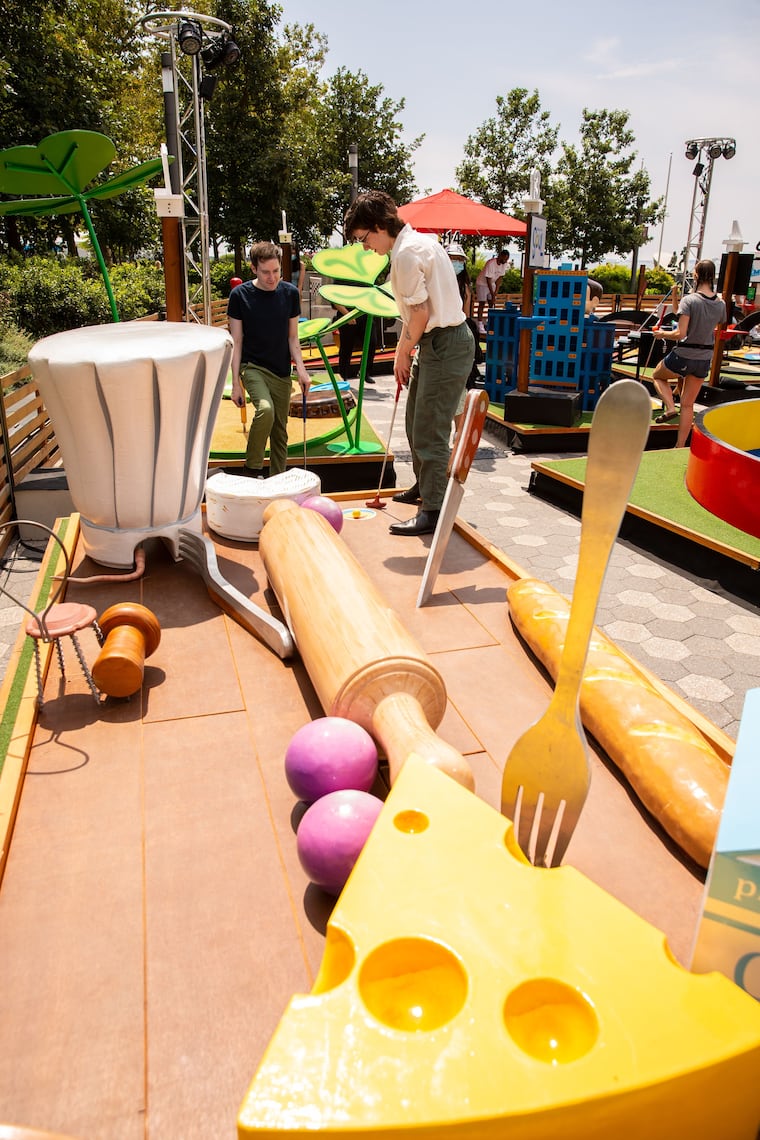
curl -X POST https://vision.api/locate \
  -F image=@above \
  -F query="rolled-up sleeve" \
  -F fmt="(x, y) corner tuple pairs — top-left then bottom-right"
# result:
(394, 248), (429, 309)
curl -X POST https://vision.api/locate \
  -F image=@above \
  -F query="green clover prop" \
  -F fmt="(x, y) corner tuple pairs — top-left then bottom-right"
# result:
(302, 245), (400, 455)
(0, 130), (167, 323)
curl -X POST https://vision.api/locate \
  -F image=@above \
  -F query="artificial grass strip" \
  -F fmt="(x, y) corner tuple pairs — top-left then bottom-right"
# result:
(0, 637), (35, 777)
(537, 449), (760, 561)
(0, 516), (70, 777)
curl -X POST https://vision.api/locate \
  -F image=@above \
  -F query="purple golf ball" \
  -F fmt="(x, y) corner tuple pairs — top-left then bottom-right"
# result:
(301, 494), (344, 533)
(296, 789), (384, 895)
(284, 717), (378, 802)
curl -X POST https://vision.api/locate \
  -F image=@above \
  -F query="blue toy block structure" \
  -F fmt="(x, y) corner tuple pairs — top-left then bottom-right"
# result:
(530, 272), (585, 392)
(483, 304), (520, 403)
(580, 317), (616, 409)
(484, 272), (615, 413)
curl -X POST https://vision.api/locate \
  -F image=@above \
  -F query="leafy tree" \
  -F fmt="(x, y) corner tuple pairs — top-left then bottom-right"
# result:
(455, 87), (559, 243)
(305, 67), (422, 243)
(0, 0), (161, 256)
(276, 23), (333, 246)
(204, 0), (289, 273)
(551, 109), (662, 268)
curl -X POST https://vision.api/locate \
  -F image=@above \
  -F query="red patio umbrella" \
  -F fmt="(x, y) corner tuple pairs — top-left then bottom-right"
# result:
(398, 189), (527, 238)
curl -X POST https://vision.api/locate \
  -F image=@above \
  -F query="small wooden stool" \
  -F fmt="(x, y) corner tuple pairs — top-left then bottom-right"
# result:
(25, 602), (103, 708)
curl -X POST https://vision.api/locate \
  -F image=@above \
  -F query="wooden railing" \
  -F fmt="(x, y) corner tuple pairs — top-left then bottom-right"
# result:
(0, 363), (61, 555)
(479, 292), (667, 329)
(188, 298), (230, 328)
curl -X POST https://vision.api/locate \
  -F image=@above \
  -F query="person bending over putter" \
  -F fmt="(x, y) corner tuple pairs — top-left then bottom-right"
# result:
(345, 191), (474, 536)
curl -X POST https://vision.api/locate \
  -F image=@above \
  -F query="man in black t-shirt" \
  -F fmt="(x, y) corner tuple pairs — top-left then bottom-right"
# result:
(228, 241), (311, 475)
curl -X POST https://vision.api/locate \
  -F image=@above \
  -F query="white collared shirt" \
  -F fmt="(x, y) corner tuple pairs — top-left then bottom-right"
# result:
(390, 225), (466, 333)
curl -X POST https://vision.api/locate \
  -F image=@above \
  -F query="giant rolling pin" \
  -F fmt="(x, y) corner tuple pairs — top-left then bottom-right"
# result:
(260, 499), (474, 790)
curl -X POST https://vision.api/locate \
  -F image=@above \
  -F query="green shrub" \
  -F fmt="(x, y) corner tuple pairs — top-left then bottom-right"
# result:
(644, 265), (675, 295)
(0, 300), (34, 374)
(208, 256), (250, 298)
(0, 255), (171, 336)
(110, 261), (166, 322)
(587, 263), (633, 294)
(499, 267), (523, 294)
(5, 256), (110, 338)
(465, 256), (486, 289)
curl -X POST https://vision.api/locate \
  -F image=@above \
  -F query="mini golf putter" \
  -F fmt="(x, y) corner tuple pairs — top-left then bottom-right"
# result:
(238, 758), (760, 1140)
(417, 388), (490, 607)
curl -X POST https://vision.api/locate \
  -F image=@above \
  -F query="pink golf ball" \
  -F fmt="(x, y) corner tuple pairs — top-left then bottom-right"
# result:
(285, 716), (378, 802)
(296, 789), (383, 895)
(301, 494), (344, 533)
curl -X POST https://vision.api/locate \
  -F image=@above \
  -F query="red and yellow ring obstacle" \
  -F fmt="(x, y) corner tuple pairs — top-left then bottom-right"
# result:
(686, 399), (760, 539)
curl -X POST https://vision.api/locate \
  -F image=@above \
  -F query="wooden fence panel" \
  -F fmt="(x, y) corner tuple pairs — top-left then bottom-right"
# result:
(0, 365), (61, 537)
(188, 298), (229, 328)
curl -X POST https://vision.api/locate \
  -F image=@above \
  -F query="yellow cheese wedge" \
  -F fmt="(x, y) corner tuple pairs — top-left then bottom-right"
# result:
(238, 759), (760, 1140)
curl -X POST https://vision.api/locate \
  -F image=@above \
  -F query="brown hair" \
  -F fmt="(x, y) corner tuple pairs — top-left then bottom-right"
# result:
(587, 279), (603, 302)
(694, 259), (716, 289)
(249, 240), (282, 268)
(344, 190), (405, 241)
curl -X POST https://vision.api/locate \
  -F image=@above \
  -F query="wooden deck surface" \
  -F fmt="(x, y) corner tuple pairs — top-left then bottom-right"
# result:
(0, 499), (723, 1139)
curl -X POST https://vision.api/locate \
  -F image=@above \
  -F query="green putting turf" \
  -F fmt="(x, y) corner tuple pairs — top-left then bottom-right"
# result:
(210, 402), (385, 460)
(535, 448), (760, 566)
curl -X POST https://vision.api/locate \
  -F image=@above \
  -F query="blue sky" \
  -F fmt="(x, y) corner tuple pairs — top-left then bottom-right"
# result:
(280, 0), (759, 272)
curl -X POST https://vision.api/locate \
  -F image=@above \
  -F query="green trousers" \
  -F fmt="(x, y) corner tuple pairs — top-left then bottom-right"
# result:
(405, 322), (474, 510)
(240, 364), (292, 475)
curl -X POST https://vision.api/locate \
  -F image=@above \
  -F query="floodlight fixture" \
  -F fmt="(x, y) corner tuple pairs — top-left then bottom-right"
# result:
(222, 35), (240, 65)
(200, 33), (225, 68)
(177, 18), (202, 54)
(201, 31), (240, 69)
(681, 136), (737, 285)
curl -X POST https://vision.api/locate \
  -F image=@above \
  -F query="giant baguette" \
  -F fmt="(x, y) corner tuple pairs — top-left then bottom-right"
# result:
(507, 577), (728, 868)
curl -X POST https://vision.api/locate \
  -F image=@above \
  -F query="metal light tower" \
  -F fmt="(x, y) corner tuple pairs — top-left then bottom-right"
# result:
(348, 144), (359, 205)
(682, 137), (736, 288)
(136, 9), (239, 324)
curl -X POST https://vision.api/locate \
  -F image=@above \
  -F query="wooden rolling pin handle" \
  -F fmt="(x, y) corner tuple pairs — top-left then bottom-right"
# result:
(372, 691), (475, 792)
(92, 603), (161, 698)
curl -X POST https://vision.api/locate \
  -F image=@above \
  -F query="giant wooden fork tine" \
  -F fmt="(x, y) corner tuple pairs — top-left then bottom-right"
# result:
(501, 380), (652, 867)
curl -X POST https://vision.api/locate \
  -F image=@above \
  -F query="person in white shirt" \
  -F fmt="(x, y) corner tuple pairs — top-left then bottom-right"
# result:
(345, 191), (475, 535)
(475, 250), (509, 332)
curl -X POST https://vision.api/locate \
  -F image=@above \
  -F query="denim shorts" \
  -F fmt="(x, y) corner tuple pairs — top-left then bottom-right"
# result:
(663, 349), (711, 380)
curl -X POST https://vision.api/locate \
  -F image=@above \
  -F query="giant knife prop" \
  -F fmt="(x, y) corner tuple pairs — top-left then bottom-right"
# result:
(417, 388), (490, 607)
